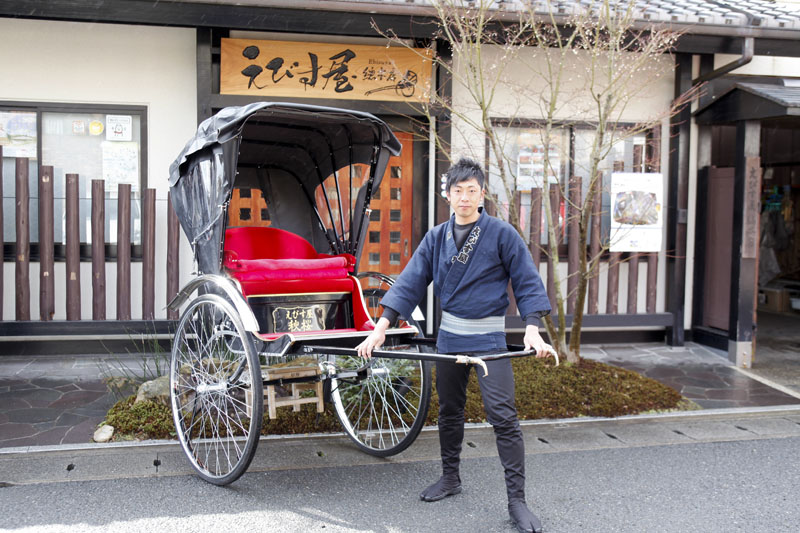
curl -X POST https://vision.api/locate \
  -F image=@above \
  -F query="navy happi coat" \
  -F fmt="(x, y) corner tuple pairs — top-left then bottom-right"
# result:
(380, 209), (550, 353)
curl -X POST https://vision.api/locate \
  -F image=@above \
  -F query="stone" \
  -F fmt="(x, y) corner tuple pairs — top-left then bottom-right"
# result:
(135, 375), (171, 405)
(93, 424), (114, 443)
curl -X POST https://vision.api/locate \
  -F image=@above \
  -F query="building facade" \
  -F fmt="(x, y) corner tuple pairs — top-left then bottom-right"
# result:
(1, 0), (799, 365)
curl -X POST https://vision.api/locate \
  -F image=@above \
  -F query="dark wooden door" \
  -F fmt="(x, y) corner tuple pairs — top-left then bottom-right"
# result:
(703, 167), (734, 330)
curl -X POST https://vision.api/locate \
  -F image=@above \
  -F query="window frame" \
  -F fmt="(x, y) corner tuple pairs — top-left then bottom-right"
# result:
(487, 117), (658, 260)
(1, 101), (148, 262)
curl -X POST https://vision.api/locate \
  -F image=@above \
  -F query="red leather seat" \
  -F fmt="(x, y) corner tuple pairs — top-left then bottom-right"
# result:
(224, 227), (355, 284)
(223, 227), (373, 331)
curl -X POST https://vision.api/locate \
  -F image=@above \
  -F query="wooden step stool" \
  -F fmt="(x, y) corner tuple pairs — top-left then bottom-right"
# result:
(261, 365), (324, 419)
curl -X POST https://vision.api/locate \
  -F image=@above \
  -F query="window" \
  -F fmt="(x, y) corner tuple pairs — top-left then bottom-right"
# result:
(490, 125), (569, 247)
(573, 128), (652, 245)
(489, 121), (657, 254)
(2, 103), (147, 261)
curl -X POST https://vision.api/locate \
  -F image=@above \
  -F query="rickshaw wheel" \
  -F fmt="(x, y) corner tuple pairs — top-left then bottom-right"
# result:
(170, 294), (263, 485)
(331, 285), (432, 457)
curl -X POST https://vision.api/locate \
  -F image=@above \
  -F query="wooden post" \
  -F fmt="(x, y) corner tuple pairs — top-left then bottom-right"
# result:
(606, 252), (621, 314)
(728, 121), (761, 368)
(167, 192), (180, 320)
(646, 253), (658, 313)
(117, 184), (131, 320)
(91, 179), (106, 320)
(645, 125), (661, 316)
(507, 191), (522, 314)
(484, 194), (496, 217)
(546, 185), (560, 310)
(142, 188), (156, 320)
(567, 176), (581, 314)
(666, 54), (692, 346)
(627, 254), (639, 314)
(65, 173), (81, 320)
(39, 166), (55, 321)
(529, 188), (542, 270)
(15, 158), (30, 321)
(646, 124), (662, 173)
(588, 183), (601, 314)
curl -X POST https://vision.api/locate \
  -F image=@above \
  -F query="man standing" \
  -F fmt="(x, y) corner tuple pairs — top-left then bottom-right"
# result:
(356, 158), (552, 533)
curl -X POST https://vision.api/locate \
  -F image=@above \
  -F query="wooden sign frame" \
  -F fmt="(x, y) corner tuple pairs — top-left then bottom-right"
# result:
(220, 38), (432, 102)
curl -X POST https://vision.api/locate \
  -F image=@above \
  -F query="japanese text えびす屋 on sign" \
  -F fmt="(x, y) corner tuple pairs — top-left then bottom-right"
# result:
(220, 38), (432, 102)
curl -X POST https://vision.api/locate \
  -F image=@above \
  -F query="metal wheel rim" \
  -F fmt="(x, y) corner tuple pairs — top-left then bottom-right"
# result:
(170, 294), (262, 481)
(330, 351), (427, 452)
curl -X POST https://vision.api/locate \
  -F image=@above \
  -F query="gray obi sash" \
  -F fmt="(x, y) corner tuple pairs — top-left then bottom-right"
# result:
(439, 311), (505, 336)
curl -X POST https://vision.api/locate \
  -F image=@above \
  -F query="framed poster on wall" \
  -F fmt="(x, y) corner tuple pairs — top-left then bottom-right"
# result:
(610, 172), (663, 252)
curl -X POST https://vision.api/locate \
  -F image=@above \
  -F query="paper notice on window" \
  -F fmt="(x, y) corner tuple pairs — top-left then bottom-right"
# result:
(102, 141), (139, 193)
(106, 115), (132, 141)
(610, 172), (663, 252)
(0, 111), (37, 158)
(516, 144), (560, 190)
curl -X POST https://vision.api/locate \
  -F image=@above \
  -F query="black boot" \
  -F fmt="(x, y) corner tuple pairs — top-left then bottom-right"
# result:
(419, 474), (462, 502)
(508, 499), (543, 533)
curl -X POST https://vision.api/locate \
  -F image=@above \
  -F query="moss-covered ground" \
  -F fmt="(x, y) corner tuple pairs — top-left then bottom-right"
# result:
(103, 357), (687, 441)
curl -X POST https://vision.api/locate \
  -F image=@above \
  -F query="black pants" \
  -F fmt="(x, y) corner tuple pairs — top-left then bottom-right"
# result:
(436, 355), (526, 501)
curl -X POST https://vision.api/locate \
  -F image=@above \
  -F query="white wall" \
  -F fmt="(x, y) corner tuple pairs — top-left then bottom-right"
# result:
(1, 18), (197, 320)
(450, 45), (674, 156)
(716, 54), (800, 76)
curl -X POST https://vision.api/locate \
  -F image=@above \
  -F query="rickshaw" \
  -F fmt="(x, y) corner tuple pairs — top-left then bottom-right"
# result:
(167, 103), (554, 485)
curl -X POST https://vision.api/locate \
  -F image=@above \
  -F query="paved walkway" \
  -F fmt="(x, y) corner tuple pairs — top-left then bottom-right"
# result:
(0, 353), (165, 449)
(1, 342), (799, 450)
(747, 310), (800, 396)
(582, 342), (800, 409)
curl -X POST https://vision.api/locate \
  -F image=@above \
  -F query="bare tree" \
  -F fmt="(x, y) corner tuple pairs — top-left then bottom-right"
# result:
(375, 0), (698, 363)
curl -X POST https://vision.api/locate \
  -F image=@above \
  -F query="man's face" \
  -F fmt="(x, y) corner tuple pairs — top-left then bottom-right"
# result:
(446, 177), (484, 221)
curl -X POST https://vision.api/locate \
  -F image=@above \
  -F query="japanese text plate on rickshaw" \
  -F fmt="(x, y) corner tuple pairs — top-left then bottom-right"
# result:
(271, 305), (326, 333)
(248, 293), (353, 334)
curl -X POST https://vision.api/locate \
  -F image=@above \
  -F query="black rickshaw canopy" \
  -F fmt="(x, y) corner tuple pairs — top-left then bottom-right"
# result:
(168, 102), (402, 275)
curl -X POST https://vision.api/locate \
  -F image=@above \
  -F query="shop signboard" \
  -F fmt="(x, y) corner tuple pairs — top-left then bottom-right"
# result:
(220, 38), (432, 102)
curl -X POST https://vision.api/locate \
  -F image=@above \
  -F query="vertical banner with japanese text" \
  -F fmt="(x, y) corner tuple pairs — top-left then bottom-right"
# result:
(220, 38), (432, 102)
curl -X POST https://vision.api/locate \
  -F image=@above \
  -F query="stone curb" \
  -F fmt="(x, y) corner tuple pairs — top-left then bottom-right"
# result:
(3, 402), (800, 457)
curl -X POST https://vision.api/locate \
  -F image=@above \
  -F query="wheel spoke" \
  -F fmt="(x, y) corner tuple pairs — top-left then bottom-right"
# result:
(331, 338), (429, 456)
(170, 295), (262, 484)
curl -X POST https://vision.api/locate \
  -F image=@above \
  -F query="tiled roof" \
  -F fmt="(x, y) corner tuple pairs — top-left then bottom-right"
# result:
(339, 0), (800, 30)
(694, 81), (800, 122)
(736, 82), (800, 107)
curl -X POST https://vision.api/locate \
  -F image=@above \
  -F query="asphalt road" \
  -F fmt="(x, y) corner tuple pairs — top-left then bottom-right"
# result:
(2, 412), (800, 532)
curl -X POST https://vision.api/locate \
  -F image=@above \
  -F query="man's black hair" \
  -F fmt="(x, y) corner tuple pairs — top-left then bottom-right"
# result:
(446, 157), (485, 191)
